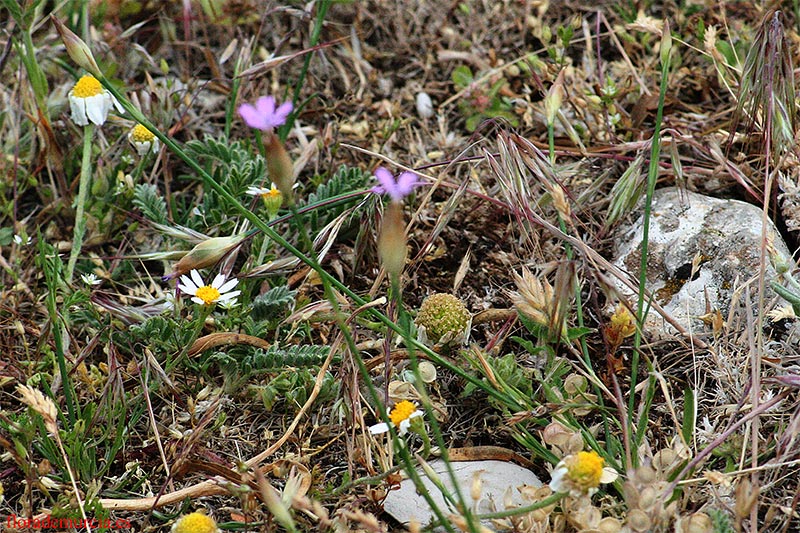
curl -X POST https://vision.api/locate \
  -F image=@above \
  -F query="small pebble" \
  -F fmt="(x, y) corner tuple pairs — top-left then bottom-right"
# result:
(416, 91), (434, 119)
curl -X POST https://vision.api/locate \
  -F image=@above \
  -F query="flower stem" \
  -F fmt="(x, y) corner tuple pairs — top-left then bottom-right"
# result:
(168, 303), (213, 371)
(66, 124), (94, 284)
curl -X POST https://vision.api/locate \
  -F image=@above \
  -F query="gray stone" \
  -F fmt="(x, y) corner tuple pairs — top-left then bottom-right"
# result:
(611, 187), (792, 339)
(381, 459), (542, 530)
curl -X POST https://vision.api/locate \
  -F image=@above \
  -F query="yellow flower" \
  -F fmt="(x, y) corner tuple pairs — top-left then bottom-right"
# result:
(128, 123), (161, 155)
(549, 450), (617, 497)
(370, 400), (423, 436)
(68, 74), (123, 126)
(609, 303), (636, 339)
(171, 511), (220, 533)
(247, 183), (283, 218)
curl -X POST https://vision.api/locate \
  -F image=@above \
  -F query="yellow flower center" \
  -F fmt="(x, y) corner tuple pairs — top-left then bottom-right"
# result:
(264, 187), (282, 198)
(568, 451), (604, 490)
(389, 401), (417, 425)
(195, 285), (221, 305)
(173, 512), (218, 533)
(131, 124), (155, 143)
(72, 75), (104, 98)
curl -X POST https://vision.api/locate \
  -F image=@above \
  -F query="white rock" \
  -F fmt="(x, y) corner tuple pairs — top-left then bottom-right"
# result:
(416, 91), (434, 119)
(611, 187), (793, 339)
(382, 459), (542, 530)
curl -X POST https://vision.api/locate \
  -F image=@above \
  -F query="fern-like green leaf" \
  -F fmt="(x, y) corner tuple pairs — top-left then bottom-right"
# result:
(210, 344), (333, 376)
(133, 184), (168, 225)
(249, 344), (332, 371)
(251, 285), (296, 322)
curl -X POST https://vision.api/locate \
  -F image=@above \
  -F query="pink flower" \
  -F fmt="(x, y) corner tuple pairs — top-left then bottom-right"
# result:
(370, 167), (422, 203)
(238, 96), (293, 131)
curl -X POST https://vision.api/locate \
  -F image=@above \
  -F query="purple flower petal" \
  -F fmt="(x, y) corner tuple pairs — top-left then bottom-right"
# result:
(274, 101), (294, 125)
(238, 95), (293, 131)
(371, 167), (422, 203)
(374, 167), (394, 188)
(396, 172), (421, 196)
(255, 96), (276, 117)
(238, 103), (267, 130)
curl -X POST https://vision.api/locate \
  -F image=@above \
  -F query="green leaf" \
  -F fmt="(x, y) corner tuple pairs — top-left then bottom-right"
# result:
(511, 336), (544, 356)
(132, 184), (168, 225)
(301, 165), (370, 231)
(682, 385), (696, 445)
(0, 227), (13, 246)
(0, 0), (25, 24)
(465, 113), (484, 132)
(451, 65), (473, 88)
(771, 282), (800, 316)
(565, 326), (593, 342)
(716, 41), (736, 66)
(251, 285), (296, 322)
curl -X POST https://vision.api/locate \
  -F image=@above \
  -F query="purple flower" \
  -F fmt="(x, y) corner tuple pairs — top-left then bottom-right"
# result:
(371, 167), (423, 203)
(238, 96), (293, 131)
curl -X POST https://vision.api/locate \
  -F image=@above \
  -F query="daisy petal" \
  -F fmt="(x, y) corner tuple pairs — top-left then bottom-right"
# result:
(111, 95), (125, 113)
(211, 273), (227, 289)
(69, 97), (89, 126)
(178, 276), (197, 295)
(217, 278), (239, 293)
(85, 94), (108, 125)
(190, 269), (205, 288)
(369, 423), (390, 435)
(217, 290), (241, 302)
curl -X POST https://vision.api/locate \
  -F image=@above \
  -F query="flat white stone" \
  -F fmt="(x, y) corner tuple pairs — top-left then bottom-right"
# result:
(382, 459), (542, 530)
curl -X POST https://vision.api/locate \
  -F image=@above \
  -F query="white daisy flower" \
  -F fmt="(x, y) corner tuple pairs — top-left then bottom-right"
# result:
(246, 184), (281, 198)
(80, 273), (102, 286)
(178, 270), (241, 307)
(369, 400), (423, 436)
(68, 74), (123, 126)
(549, 450), (618, 497)
(128, 123), (161, 155)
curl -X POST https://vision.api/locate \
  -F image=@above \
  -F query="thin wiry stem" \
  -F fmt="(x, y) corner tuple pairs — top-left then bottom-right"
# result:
(630, 23), (672, 457)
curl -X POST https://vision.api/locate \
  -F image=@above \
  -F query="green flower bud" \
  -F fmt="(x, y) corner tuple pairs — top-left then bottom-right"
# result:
(266, 134), (295, 206)
(378, 202), (407, 277)
(415, 293), (471, 345)
(163, 234), (247, 280)
(51, 16), (101, 77)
